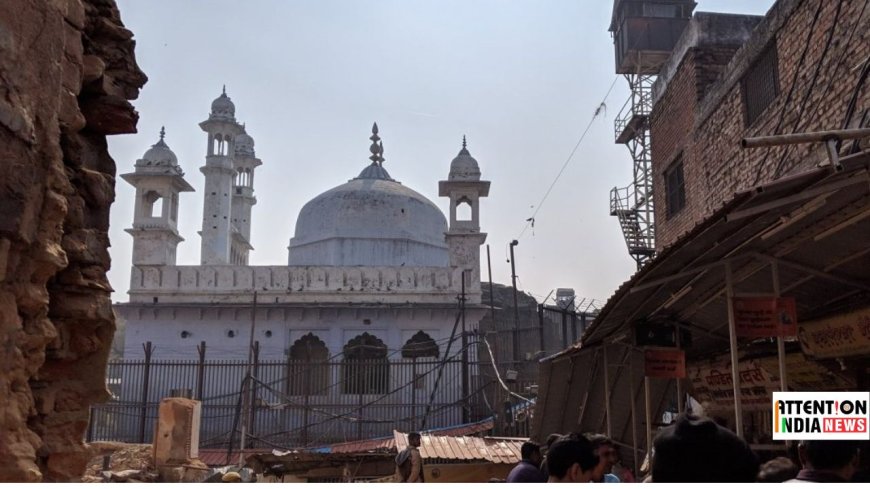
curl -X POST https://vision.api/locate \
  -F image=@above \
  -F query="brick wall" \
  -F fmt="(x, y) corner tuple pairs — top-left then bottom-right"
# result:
(651, 0), (869, 249)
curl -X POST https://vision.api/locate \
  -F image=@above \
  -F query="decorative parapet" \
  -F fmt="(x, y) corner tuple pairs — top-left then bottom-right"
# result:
(129, 265), (480, 304)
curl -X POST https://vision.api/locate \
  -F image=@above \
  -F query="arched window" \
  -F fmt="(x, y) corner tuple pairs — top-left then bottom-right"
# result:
(286, 333), (329, 396)
(456, 197), (472, 222)
(402, 331), (439, 390)
(143, 190), (163, 218)
(342, 333), (388, 395)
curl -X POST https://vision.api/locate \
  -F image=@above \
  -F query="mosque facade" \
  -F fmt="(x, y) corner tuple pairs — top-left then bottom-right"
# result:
(113, 89), (492, 440)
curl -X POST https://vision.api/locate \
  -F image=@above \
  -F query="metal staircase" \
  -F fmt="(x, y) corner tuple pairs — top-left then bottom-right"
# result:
(611, 74), (656, 269)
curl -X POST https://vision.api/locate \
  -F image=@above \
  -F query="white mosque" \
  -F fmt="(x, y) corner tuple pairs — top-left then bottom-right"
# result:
(112, 89), (492, 442)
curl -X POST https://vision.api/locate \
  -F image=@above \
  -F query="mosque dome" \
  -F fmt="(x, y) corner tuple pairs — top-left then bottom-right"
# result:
(448, 136), (481, 181)
(210, 86), (235, 120)
(287, 124), (448, 267)
(136, 127), (180, 172)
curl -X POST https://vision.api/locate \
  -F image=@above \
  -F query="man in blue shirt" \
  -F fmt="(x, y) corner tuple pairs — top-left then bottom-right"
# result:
(506, 442), (547, 482)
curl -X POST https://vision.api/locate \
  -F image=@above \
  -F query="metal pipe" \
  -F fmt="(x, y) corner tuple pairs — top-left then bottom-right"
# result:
(509, 240), (520, 363)
(725, 262), (744, 437)
(629, 353), (639, 477)
(603, 344), (612, 437)
(644, 376), (652, 460)
(741, 127), (870, 148)
(772, 260), (788, 393)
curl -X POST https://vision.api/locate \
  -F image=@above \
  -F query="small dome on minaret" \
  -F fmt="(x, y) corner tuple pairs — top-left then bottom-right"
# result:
(448, 135), (481, 181)
(209, 85), (236, 120)
(137, 127), (181, 173)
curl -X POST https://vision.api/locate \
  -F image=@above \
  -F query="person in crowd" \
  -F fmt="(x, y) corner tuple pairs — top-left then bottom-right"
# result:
(545, 433), (598, 483)
(789, 440), (859, 483)
(395, 432), (424, 482)
(650, 413), (759, 482)
(757, 456), (799, 482)
(539, 433), (562, 478)
(506, 441), (547, 483)
(588, 434), (620, 482)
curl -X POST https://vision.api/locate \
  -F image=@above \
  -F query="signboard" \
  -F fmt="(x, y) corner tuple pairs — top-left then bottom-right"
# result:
(688, 358), (779, 413)
(731, 297), (797, 338)
(798, 307), (870, 358)
(644, 348), (686, 378)
(756, 353), (855, 391)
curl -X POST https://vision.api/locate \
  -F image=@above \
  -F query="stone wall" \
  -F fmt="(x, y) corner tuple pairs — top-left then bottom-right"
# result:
(650, 0), (870, 249)
(128, 264), (479, 304)
(0, 0), (145, 481)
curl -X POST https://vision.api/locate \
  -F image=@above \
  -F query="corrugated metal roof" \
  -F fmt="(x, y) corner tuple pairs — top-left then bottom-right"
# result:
(532, 154), (870, 474)
(394, 431), (523, 465)
(309, 417), (495, 454)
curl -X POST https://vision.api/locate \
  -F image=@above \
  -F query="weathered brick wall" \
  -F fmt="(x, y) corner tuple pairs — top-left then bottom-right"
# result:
(0, 0), (145, 481)
(652, 0), (869, 249)
(651, 46), (742, 243)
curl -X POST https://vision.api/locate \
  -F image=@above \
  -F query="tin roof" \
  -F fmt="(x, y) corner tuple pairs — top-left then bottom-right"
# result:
(532, 152), (870, 472)
(394, 431), (524, 465)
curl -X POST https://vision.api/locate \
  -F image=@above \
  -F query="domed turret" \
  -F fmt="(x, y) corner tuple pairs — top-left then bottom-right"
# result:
(448, 136), (481, 181)
(210, 85), (236, 120)
(235, 130), (255, 156)
(136, 127), (182, 174)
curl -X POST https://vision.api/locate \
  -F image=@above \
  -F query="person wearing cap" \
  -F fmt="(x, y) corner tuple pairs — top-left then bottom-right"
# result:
(789, 440), (860, 483)
(651, 413), (759, 482)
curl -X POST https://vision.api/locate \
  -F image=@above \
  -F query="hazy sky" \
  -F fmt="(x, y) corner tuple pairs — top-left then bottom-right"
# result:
(108, 0), (774, 306)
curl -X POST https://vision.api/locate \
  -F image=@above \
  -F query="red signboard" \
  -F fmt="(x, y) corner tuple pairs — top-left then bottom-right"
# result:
(732, 297), (797, 338)
(644, 348), (686, 378)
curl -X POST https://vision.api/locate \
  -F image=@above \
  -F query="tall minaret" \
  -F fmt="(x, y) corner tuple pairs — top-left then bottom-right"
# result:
(439, 137), (490, 299)
(198, 86), (243, 265)
(122, 127), (194, 266)
(229, 126), (261, 265)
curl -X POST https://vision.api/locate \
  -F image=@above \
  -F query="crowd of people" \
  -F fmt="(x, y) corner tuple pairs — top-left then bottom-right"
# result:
(498, 414), (865, 483)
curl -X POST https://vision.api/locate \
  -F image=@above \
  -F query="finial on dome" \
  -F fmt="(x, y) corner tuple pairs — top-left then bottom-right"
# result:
(462, 135), (467, 149)
(369, 122), (383, 166)
(222, 84), (226, 96)
(159, 126), (166, 142)
(378, 140), (385, 166)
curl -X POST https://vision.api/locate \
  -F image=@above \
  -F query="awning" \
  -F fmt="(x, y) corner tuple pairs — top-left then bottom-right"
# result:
(532, 151), (870, 474)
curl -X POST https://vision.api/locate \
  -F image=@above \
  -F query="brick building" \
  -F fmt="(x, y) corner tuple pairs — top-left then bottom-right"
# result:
(650, 0), (869, 248)
(534, 0), (869, 476)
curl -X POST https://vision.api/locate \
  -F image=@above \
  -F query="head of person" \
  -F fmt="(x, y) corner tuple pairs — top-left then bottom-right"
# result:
(798, 440), (860, 480)
(544, 433), (562, 452)
(756, 456), (799, 482)
(520, 441), (543, 466)
(651, 414), (759, 482)
(408, 432), (421, 448)
(588, 434), (619, 481)
(545, 434), (598, 483)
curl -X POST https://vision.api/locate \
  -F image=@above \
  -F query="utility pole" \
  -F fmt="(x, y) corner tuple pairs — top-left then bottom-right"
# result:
(486, 245), (497, 361)
(460, 271), (470, 424)
(238, 290), (258, 465)
(509, 240), (520, 363)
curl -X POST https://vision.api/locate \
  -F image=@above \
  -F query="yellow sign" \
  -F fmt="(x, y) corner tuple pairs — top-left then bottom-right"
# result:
(797, 307), (870, 358)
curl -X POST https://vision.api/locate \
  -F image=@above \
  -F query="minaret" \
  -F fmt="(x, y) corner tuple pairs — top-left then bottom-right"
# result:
(438, 136), (490, 297)
(198, 86), (244, 265)
(122, 127), (194, 266)
(229, 126), (261, 265)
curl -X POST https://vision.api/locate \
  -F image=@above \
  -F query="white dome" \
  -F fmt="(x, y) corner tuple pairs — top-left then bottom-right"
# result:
(136, 128), (181, 173)
(288, 166), (449, 267)
(235, 132), (255, 155)
(448, 138), (481, 181)
(210, 88), (235, 120)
